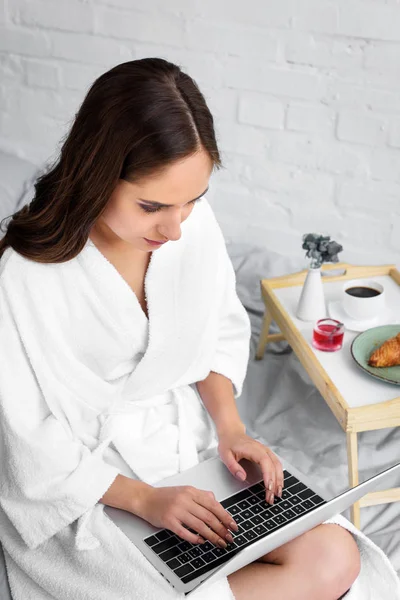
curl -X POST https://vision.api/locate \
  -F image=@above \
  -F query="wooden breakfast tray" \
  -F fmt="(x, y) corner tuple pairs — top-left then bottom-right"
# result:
(257, 262), (400, 432)
(256, 263), (400, 527)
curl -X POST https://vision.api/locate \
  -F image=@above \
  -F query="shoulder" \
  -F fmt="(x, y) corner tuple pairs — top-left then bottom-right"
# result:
(0, 245), (74, 302)
(1, 245), (51, 282)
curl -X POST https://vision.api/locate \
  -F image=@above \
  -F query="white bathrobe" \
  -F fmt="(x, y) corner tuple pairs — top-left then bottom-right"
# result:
(0, 197), (399, 600)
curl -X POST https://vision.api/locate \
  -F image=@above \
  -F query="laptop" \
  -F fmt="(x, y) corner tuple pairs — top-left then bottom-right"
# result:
(104, 451), (400, 596)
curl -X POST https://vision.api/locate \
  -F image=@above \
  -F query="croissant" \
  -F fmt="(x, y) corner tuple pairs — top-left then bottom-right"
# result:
(368, 333), (400, 368)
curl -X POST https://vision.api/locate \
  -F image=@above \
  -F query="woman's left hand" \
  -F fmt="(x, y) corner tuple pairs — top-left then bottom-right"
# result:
(218, 428), (284, 505)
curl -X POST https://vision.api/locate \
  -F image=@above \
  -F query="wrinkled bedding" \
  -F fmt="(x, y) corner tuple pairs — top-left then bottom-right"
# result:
(229, 242), (400, 577)
(0, 232), (399, 597)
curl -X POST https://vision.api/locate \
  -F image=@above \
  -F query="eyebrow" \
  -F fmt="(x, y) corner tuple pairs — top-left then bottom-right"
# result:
(138, 186), (209, 207)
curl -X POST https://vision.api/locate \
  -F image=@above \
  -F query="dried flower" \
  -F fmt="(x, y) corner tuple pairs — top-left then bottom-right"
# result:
(302, 233), (343, 269)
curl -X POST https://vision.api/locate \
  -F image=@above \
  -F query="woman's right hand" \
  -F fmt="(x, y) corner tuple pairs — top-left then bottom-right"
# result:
(135, 485), (239, 548)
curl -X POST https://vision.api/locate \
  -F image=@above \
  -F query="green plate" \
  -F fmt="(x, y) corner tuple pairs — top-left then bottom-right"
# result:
(351, 325), (400, 385)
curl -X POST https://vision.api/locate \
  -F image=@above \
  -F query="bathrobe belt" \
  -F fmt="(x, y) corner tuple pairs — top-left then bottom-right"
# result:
(75, 385), (201, 551)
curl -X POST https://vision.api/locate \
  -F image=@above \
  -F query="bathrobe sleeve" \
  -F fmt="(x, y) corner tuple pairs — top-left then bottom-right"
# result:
(0, 284), (120, 550)
(210, 240), (251, 399)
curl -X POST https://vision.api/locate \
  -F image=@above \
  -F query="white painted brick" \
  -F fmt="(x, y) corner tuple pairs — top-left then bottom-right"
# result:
(248, 194), (291, 229)
(132, 44), (224, 89)
(216, 121), (268, 157)
(96, 0), (189, 13)
(338, 211), (392, 249)
(325, 80), (400, 113)
(370, 148), (400, 183)
(292, 1), (339, 35)
(290, 206), (345, 240)
(0, 110), (62, 148)
(4, 86), (82, 122)
(213, 152), (245, 184)
(286, 104), (336, 134)
(202, 87), (238, 123)
(336, 110), (386, 145)
(364, 66), (400, 91)
(364, 89), (400, 113)
(388, 119), (400, 148)
(60, 63), (105, 92)
(390, 216), (400, 251)
(223, 58), (325, 101)
(285, 34), (365, 70)
(364, 42), (400, 73)
(19, 0), (94, 34)
(23, 59), (59, 90)
(338, 2), (400, 42)
(95, 8), (184, 46)
(238, 93), (284, 130)
(325, 81), (367, 108)
(191, 0), (293, 28)
(0, 27), (50, 57)
(0, 53), (23, 83)
(325, 59), (399, 91)
(245, 159), (335, 207)
(242, 224), (302, 257)
(49, 30), (132, 65)
(270, 131), (371, 177)
(209, 183), (256, 222)
(1, 0), (400, 263)
(337, 179), (400, 211)
(184, 21), (278, 61)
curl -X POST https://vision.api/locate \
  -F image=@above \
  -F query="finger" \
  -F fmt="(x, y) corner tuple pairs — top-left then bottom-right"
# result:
(265, 449), (284, 497)
(183, 513), (229, 549)
(191, 502), (234, 545)
(220, 448), (247, 482)
(172, 520), (206, 545)
(245, 449), (276, 504)
(196, 490), (239, 533)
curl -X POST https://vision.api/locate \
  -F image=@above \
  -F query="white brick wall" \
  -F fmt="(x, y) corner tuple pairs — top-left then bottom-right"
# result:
(1, 0), (400, 264)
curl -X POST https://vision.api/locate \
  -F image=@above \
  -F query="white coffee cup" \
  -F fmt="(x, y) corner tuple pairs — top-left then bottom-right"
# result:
(342, 279), (385, 321)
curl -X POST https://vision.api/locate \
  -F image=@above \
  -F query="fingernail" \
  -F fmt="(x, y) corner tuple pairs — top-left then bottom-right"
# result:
(218, 539), (227, 549)
(268, 480), (273, 491)
(230, 520), (239, 532)
(226, 533), (234, 543)
(278, 486), (282, 498)
(236, 471), (246, 481)
(269, 492), (274, 505)
(197, 536), (205, 544)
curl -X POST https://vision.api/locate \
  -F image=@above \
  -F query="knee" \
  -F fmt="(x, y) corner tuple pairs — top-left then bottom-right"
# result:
(317, 525), (361, 599)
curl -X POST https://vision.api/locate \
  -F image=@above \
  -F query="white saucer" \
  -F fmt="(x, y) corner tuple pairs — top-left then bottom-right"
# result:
(328, 300), (398, 332)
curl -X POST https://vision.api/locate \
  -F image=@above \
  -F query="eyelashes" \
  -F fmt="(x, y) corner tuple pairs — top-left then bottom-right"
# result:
(139, 197), (203, 214)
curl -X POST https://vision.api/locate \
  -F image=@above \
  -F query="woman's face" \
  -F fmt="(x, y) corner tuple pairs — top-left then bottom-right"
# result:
(92, 149), (214, 253)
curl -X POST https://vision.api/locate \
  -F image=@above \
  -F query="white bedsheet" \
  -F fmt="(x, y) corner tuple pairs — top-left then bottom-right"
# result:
(0, 241), (399, 597)
(229, 242), (400, 577)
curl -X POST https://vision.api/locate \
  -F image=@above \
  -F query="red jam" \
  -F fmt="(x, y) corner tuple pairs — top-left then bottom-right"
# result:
(312, 319), (344, 352)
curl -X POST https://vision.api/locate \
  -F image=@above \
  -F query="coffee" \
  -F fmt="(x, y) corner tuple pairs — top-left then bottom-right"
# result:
(342, 279), (385, 321)
(345, 286), (381, 298)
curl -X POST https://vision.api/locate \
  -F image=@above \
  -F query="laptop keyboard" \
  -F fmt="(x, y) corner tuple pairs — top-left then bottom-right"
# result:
(144, 469), (326, 585)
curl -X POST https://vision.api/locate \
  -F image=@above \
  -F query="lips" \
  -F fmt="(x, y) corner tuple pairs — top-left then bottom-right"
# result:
(144, 238), (167, 244)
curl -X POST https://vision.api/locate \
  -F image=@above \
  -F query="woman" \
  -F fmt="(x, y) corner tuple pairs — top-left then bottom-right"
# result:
(0, 58), (361, 600)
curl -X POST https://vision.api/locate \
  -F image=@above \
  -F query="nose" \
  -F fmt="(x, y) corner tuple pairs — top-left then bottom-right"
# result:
(158, 208), (184, 242)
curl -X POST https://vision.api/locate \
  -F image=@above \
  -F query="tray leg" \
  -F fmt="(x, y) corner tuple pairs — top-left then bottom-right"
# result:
(255, 309), (273, 360)
(346, 431), (361, 529)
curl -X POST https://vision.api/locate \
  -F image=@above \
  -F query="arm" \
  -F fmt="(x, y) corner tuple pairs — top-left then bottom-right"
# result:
(196, 371), (245, 437)
(0, 283), (120, 550)
(99, 475), (151, 513)
(208, 240), (251, 400)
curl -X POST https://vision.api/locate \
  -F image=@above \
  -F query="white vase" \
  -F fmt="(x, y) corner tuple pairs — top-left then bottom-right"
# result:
(296, 266), (327, 322)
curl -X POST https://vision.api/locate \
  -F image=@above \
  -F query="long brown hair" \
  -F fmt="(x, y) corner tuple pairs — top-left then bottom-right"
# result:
(0, 58), (223, 263)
